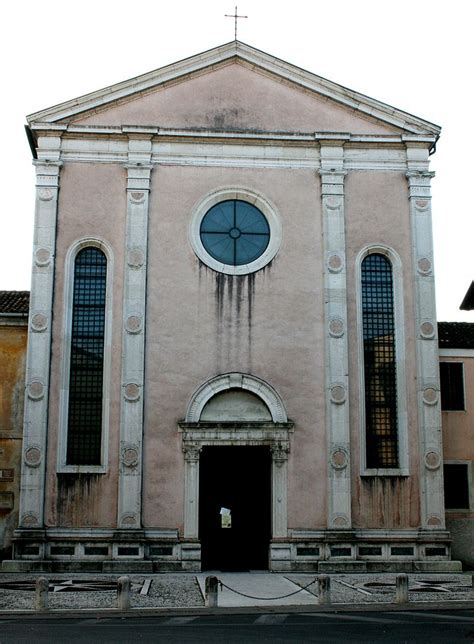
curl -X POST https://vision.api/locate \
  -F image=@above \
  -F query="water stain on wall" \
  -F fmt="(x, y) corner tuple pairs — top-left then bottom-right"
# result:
(213, 271), (257, 373)
(56, 474), (103, 527)
(358, 476), (417, 528)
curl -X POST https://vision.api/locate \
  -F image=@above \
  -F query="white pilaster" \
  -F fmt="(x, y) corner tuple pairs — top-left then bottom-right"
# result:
(183, 443), (201, 539)
(319, 145), (352, 529)
(406, 147), (445, 530)
(271, 442), (290, 538)
(117, 138), (152, 529)
(19, 137), (62, 529)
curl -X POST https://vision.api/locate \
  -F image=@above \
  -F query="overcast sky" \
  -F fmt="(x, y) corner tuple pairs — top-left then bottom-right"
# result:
(1, 0), (471, 320)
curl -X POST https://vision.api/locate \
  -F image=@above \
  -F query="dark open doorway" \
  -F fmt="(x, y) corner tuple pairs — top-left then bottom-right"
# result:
(199, 446), (271, 571)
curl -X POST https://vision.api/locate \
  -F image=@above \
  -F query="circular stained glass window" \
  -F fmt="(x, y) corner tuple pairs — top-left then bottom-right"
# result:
(200, 200), (270, 266)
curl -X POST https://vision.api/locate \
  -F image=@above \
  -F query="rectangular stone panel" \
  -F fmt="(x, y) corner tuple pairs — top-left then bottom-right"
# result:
(0, 492), (14, 509)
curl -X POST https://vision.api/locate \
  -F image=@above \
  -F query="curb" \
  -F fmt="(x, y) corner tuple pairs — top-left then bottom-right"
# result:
(1, 600), (474, 620)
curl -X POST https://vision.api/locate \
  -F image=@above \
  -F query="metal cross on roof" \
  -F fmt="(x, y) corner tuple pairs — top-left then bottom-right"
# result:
(225, 6), (248, 40)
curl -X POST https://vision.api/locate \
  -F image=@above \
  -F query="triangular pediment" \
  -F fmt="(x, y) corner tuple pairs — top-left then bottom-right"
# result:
(27, 41), (440, 137)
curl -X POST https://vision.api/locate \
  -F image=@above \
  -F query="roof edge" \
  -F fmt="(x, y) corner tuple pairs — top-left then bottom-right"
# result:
(26, 41), (441, 137)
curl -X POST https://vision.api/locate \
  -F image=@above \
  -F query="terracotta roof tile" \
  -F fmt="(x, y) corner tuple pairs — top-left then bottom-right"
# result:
(0, 291), (30, 314)
(438, 322), (474, 349)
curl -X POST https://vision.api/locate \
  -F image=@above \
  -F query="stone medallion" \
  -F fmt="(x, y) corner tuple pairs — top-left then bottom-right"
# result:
(328, 318), (344, 338)
(31, 313), (48, 332)
(417, 257), (432, 275)
(422, 387), (438, 405)
(124, 382), (141, 402)
(21, 513), (39, 527)
(420, 321), (435, 339)
(34, 248), (51, 267)
(28, 380), (45, 400)
(24, 446), (42, 468)
(127, 247), (145, 269)
(331, 448), (348, 470)
(327, 253), (343, 273)
(330, 384), (346, 404)
(121, 445), (140, 468)
(424, 451), (441, 470)
(125, 314), (142, 334)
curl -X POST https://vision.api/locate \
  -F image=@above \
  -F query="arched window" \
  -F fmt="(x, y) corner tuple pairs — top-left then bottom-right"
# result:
(361, 253), (399, 469)
(66, 247), (107, 465)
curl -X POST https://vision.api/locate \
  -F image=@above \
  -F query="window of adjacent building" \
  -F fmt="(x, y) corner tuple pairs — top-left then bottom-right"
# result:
(361, 253), (399, 468)
(440, 362), (465, 411)
(444, 463), (470, 509)
(66, 247), (107, 465)
(200, 199), (270, 267)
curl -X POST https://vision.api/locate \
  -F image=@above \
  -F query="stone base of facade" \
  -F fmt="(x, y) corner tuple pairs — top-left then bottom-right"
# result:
(1, 528), (462, 573)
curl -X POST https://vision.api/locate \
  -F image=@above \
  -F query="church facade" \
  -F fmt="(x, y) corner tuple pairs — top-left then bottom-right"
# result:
(6, 41), (459, 572)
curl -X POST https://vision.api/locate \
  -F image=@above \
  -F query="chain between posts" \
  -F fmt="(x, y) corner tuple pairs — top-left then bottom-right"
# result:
(217, 577), (318, 601)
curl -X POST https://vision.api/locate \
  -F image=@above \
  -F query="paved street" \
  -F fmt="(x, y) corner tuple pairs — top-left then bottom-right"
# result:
(1, 610), (474, 643)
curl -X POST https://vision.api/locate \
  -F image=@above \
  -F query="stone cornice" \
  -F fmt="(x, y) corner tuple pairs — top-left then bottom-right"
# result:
(28, 123), (438, 148)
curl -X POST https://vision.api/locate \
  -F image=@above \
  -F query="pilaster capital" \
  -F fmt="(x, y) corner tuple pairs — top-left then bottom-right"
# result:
(319, 169), (346, 197)
(124, 163), (153, 192)
(319, 169), (347, 180)
(406, 170), (436, 181)
(270, 441), (290, 463)
(182, 442), (202, 462)
(406, 171), (435, 200)
(33, 160), (63, 187)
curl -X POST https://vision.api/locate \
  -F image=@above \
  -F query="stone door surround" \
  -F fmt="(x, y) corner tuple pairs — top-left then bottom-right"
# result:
(179, 373), (294, 540)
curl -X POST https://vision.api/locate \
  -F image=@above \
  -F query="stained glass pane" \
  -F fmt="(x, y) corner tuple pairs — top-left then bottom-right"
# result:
(200, 200), (270, 266)
(362, 253), (399, 468)
(66, 247), (107, 465)
(200, 233), (235, 265)
(200, 201), (234, 232)
(235, 234), (269, 265)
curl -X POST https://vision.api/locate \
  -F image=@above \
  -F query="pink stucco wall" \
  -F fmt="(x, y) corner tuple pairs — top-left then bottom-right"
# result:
(45, 163), (126, 528)
(73, 62), (397, 136)
(442, 356), (474, 462)
(345, 171), (421, 528)
(142, 165), (327, 531)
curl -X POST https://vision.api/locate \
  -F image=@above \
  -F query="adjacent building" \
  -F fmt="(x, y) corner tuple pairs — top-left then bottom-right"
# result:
(0, 291), (29, 559)
(439, 322), (474, 568)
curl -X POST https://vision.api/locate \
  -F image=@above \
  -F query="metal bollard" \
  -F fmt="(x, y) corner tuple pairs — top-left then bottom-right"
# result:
(117, 576), (131, 610)
(35, 577), (49, 611)
(318, 574), (331, 605)
(396, 573), (409, 604)
(205, 576), (219, 607)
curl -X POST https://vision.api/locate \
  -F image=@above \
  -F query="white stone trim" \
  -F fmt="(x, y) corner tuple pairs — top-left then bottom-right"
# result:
(189, 188), (282, 275)
(320, 152), (352, 530)
(439, 349), (474, 358)
(57, 237), (114, 474)
(406, 162), (446, 529)
(185, 372), (288, 423)
(117, 144), (152, 530)
(356, 245), (409, 476)
(181, 372), (292, 540)
(57, 134), (413, 172)
(180, 427), (292, 540)
(19, 156), (61, 529)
